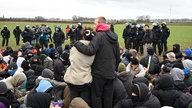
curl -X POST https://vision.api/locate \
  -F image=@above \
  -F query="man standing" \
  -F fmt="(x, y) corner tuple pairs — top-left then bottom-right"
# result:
(1, 25), (10, 47)
(74, 16), (120, 108)
(53, 26), (65, 48)
(74, 23), (83, 41)
(161, 22), (170, 53)
(13, 25), (22, 46)
(152, 23), (162, 55)
(122, 23), (132, 49)
(21, 25), (33, 44)
(38, 24), (49, 49)
(143, 24), (153, 57)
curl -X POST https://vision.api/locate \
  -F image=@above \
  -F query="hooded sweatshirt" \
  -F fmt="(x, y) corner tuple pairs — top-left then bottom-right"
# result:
(132, 83), (161, 108)
(1, 69), (26, 92)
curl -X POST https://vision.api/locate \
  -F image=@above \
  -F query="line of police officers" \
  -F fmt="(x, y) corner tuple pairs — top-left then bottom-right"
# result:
(122, 22), (170, 56)
(0, 23), (84, 49)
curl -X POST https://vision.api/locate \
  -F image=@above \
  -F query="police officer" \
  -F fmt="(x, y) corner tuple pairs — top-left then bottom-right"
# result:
(161, 22), (170, 53)
(53, 26), (65, 48)
(67, 24), (76, 45)
(13, 25), (22, 45)
(130, 23), (138, 49)
(1, 25), (10, 46)
(21, 25), (33, 44)
(122, 23), (132, 49)
(152, 23), (162, 55)
(135, 24), (145, 54)
(74, 23), (83, 41)
(46, 26), (52, 43)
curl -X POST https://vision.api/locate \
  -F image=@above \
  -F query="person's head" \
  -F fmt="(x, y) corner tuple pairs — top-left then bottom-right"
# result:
(131, 58), (139, 70)
(81, 27), (96, 41)
(3, 25), (7, 30)
(125, 52), (133, 61)
(27, 92), (52, 108)
(60, 52), (69, 61)
(16, 25), (20, 29)
(173, 44), (180, 53)
(35, 80), (53, 93)
(0, 82), (8, 95)
(161, 22), (167, 28)
(41, 24), (46, 28)
(166, 52), (176, 62)
(69, 97), (90, 108)
(147, 47), (154, 55)
(152, 22), (158, 27)
(49, 44), (54, 49)
(25, 25), (30, 30)
(144, 24), (150, 29)
(118, 63), (126, 73)
(12, 72), (26, 88)
(131, 83), (150, 103)
(158, 74), (174, 90)
(0, 97), (10, 108)
(183, 48), (192, 57)
(94, 16), (106, 28)
(170, 68), (185, 81)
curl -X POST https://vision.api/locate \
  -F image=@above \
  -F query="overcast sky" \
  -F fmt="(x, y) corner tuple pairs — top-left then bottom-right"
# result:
(0, 0), (191, 19)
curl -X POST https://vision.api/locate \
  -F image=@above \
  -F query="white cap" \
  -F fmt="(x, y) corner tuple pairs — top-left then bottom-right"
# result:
(152, 22), (158, 26)
(78, 23), (82, 26)
(162, 22), (167, 25)
(136, 24), (140, 28)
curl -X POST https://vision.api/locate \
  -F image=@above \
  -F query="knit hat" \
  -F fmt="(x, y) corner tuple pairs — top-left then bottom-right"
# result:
(0, 97), (10, 108)
(166, 52), (176, 62)
(69, 97), (90, 108)
(41, 68), (54, 79)
(0, 82), (8, 94)
(183, 68), (190, 74)
(125, 52), (133, 60)
(183, 59), (192, 69)
(21, 60), (30, 71)
(41, 49), (49, 56)
(147, 47), (154, 55)
(118, 63), (126, 73)
(131, 58), (139, 65)
(170, 68), (185, 81)
(133, 77), (149, 87)
(0, 102), (6, 108)
(7, 62), (18, 70)
(132, 84), (139, 95)
(60, 52), (69, 61)
(10, 50), (18, 57)
(163, 63), (173, 73)
(36, 80), (53, 93)
(183, 48), (192, 57)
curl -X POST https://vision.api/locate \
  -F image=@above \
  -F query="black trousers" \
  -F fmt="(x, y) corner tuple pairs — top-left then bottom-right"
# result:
(54, 42), (63, 49)
(15, 36), (20, 45)
(91, 77), (114, 108)
(153, 41), (162, 55)
(161, 40), (168, 52)
(2, 38), (9, 46)
(68, 83), (91, 106)
(39, 39), (48, 49)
